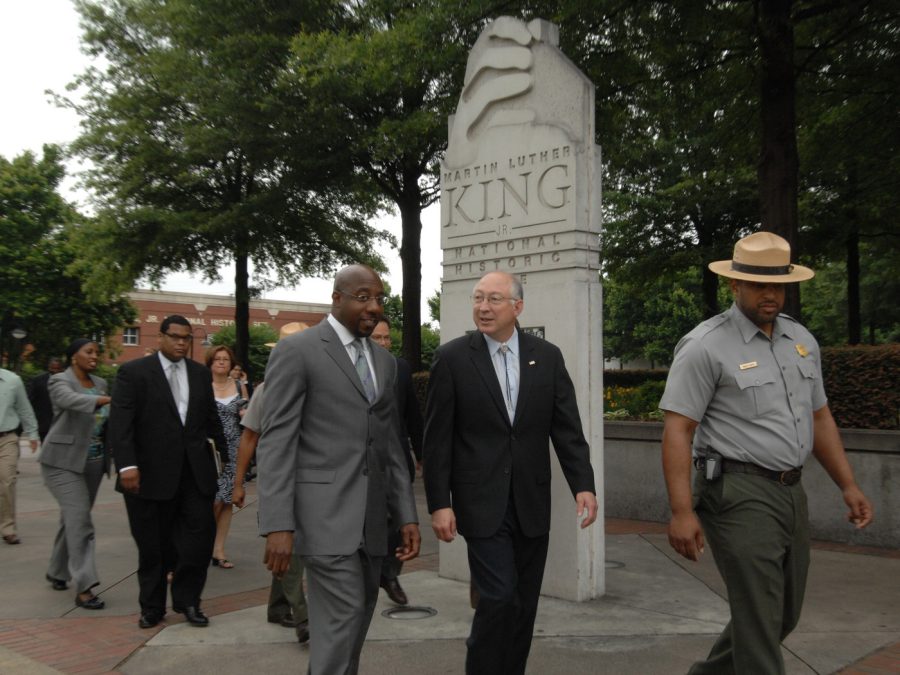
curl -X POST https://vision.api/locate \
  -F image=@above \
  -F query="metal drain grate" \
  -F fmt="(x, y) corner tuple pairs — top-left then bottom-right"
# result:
(381, 606), (438, 620)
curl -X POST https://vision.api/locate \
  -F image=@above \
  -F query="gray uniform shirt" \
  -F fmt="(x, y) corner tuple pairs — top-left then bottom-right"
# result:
(240, 382), (265, 433)
(659, 303), (827, 471)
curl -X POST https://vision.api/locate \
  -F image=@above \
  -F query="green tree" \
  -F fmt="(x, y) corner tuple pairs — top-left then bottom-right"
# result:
(286, 0), (495, 369)
(550, 0), (898, 335)
(64, 0), (388, 381)
(208, 323), (279, 383)
(603, 267), (705, 366)
(0, 146), (135, 368)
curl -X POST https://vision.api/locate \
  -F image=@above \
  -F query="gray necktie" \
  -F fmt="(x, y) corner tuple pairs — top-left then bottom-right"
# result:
(354, 339), (376, 403)
(500, 343), (514, 418)
(168, 362), (185, 423)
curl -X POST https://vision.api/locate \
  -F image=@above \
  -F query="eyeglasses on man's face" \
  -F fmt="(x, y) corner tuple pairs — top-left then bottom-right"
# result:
(162, 332), (192, 343)
(470, 294), (518, 306)
(337, 290), (388, 306)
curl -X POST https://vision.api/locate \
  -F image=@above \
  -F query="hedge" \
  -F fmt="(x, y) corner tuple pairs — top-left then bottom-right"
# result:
(821, 344), (899, 430)
(411, 344), (899, 430)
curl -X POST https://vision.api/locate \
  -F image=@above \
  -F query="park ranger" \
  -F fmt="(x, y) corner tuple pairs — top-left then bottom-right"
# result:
(660, 231), (873, 674)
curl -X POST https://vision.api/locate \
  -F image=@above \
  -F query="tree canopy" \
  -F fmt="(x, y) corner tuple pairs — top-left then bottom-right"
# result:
(63, 0), (390, 377)
(0, 146), (135, 367)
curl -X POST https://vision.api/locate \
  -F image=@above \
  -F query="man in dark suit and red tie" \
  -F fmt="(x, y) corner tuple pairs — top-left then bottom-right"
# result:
(109, 315), (227, 629)
(424, 271), (598, 675)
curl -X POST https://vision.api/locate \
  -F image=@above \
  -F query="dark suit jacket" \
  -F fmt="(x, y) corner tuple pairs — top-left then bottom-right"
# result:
(108, 354), (227, 500)
(395, 356), (424, 480)
(27, 371), (55, 441)
(424, 330), (595, 539)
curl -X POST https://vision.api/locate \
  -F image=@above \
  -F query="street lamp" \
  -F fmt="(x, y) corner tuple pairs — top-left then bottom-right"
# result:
(10, 328), (27, 373)
(190, 326), (211, 359)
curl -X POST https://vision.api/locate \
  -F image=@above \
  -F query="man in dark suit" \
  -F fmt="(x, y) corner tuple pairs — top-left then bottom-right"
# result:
(27, 357), (64, 441)
(257, 264), (420, 675)
(109, 315), (227, 629)
(370, 317), (424, 605)
(424, 271), (598, 675)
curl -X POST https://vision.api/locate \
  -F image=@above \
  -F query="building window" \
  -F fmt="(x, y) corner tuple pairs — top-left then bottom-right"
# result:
(123, 327), (140, 346)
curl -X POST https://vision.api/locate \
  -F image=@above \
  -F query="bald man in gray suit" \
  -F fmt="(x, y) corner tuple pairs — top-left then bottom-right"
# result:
(257, 265), (420, 675)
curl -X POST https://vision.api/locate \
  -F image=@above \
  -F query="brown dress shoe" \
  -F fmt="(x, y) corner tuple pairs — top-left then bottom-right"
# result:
(3, 534), (21, 545)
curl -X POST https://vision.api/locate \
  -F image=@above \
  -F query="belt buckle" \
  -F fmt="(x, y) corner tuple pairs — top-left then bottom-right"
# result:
(779, 469), (800, 486)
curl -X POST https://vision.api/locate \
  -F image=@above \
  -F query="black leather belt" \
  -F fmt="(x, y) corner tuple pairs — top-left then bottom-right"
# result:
(694, 456), (802, 486)
(0, 429), (17, 436)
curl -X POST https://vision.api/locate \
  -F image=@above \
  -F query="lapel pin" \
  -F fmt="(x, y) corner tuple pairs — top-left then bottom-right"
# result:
(795, 344), (808, 357)
(529, 360), (536, 366)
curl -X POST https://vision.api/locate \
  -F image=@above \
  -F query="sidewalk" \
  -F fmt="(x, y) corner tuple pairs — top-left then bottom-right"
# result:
(1, 453), (897, 674)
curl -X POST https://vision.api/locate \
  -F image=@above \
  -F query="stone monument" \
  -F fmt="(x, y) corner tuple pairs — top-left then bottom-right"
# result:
(438, 17), (604, 601)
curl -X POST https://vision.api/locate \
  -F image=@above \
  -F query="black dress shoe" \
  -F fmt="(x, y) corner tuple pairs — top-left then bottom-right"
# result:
(174, 605), (209, 627)
(268, 613), (299, 628)
(296, 620), (310, 644)
(380, 577), (409, 605)
(45, 574), (68, 591)
(139, 610), (164, 629)
(75, 593), (105, 610)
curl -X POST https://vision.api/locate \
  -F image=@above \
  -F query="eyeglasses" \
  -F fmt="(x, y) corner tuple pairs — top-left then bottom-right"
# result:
(470, 294), (519, 306)
(337, 290), (388, 306)
(162, 332), (192, 343)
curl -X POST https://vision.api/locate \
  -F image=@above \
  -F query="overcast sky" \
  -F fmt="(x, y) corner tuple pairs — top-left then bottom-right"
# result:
(1, 0), (442, 316)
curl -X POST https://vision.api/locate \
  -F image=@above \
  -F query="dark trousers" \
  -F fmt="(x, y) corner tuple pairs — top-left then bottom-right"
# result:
(464, 498), (549, 675)
(123, 460), (215, 613)
(690, 471), (810, 675)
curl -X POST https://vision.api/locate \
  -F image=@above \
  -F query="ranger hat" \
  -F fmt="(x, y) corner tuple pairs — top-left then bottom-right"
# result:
(709, 231), (814, 283)
(265, 321), (309, 347)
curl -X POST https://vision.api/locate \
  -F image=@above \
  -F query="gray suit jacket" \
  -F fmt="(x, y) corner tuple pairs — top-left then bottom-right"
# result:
(41, 368), (107, 474)
(256, 319), (417, 556)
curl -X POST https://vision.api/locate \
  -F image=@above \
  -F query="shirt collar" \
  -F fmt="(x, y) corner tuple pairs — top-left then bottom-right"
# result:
(327, 313), (360, 349)
(158, 351), (182, 370)
(728, 303), (793, 343)
(483, 329), (519, 357)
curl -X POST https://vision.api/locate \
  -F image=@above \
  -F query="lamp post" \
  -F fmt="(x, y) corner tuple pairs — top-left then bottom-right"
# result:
(10, 328), (27, 373)
(190, 326), (210, 360)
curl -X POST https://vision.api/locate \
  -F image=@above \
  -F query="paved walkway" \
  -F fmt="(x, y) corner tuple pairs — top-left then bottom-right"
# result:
(1, 452), (897, 674)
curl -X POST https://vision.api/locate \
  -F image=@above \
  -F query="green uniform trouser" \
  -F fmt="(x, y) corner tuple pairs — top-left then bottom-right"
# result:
(689, 471), (810, 675)
(267, 553), (308, 628)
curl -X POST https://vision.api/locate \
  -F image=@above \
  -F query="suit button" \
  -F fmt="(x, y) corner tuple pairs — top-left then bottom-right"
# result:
(503, 468), (510, 475)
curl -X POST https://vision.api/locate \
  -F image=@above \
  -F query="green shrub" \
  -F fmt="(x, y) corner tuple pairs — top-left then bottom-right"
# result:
(821, 344), (899, 430)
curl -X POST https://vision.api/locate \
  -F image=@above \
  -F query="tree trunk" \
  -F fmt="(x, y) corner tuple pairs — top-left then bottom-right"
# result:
(233, 248), (251, 380)
(756, 0), (801, 319)
(398, 198), (423, 372)
(846, 225), (861, 344)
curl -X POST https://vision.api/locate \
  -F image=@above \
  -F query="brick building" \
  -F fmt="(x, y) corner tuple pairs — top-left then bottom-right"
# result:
(109, 289), (329, 365)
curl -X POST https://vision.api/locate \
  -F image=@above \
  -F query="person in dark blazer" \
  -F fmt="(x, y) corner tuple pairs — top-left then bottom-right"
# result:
(41, 340), (110, 609)
(28, 357), (64, 442)
(424, 271), (599, 675)
(108, 315), (227, 629)
(370, 317), (424, 606)
(257, 265), (420, 675)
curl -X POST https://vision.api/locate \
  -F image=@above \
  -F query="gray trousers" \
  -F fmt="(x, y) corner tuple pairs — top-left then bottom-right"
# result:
(42, 459), (105, 593)
(690, 471), (810, 675)
(303, 550), (382, 675)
